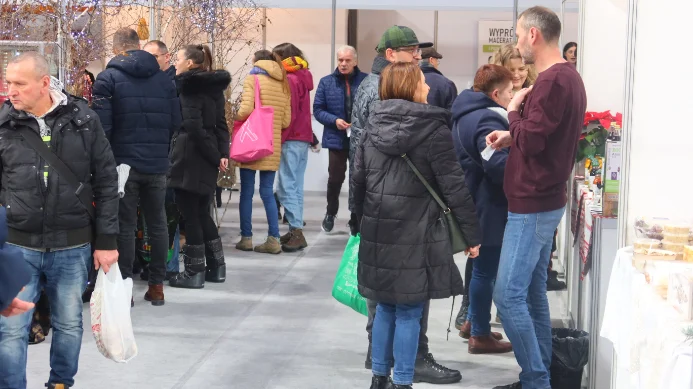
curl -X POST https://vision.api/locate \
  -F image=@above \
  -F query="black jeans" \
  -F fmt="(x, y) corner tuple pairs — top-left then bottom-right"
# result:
(175, 189), (219, 246)
(367, 298), (430, 356)
(118, 170), (168, 285)
(326, 149), (349, 216)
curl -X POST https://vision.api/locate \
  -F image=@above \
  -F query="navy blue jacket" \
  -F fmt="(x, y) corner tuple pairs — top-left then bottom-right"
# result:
(0, 206), (31, 313)
(422, 64), (458, 111)
(93, 50), (179, 174)
(313, 67), (367, 150)
(451, 89), (510, 247)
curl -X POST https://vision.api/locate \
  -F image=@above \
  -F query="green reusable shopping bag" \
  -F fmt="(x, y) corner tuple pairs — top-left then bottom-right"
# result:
(331, 234), (368, 316)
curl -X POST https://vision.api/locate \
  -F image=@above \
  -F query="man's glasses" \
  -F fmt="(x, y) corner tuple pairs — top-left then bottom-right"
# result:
(396, 47), (421, 56)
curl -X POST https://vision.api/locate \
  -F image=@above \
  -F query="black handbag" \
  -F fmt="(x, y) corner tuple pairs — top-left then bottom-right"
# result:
(401, 154), (468, 254)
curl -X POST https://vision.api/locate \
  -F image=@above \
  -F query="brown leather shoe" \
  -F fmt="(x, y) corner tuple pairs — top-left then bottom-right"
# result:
(458, 321), (504, 341)
(280, 231), (293, 245)
(144, 284), (165, 306)
(468, 335), (513, 354)
(281, 229), (308, 252)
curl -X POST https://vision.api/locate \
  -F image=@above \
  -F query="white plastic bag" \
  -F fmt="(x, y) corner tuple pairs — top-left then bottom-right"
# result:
(89, 263), (138, 362)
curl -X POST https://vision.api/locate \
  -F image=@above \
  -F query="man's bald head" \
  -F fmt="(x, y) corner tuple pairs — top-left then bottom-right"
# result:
(9, 52), (50, 80)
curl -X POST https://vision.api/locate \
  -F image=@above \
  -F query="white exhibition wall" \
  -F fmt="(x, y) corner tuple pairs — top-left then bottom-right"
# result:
(622, 0), (693, 243)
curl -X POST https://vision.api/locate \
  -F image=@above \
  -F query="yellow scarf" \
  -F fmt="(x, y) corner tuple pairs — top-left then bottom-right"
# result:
(282, 56), (309, 73)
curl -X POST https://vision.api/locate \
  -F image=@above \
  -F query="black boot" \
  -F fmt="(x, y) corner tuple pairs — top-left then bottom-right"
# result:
(204, 237), (226, 283)
(369, 375), (390, 389)
(455, 293), (470, 330)
(414, 353), (462, 384)
(391, 385), (413, 389)
(169, 244), (205, 289)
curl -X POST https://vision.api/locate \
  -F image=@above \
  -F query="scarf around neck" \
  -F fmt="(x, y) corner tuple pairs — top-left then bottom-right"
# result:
(282, 56), (309, 73)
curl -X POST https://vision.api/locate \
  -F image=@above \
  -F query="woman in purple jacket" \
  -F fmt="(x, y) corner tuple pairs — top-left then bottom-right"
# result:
(272, 43), (314, 253)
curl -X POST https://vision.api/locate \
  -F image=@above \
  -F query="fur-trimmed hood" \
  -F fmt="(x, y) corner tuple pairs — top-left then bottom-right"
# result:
(175, 69), (231, 94)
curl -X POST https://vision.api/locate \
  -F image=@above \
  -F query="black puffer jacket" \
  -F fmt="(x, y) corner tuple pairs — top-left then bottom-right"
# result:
(168, 69), (231, 195)
(0, 96), (119, 250)
(352, 99), (481, 305)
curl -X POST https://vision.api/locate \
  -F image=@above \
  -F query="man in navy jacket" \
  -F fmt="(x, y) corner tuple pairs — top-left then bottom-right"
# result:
(420, 47), (458, 110)
(313, 45), (366, 233)
(93, 28), (179, 306)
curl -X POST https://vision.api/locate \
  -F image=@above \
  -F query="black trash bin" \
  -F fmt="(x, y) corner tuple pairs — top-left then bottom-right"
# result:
(550, 328), (589, 389)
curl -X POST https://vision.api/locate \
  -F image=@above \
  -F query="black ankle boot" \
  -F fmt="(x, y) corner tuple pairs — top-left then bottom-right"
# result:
(369, 375), (390, 389)
(455, 294), (469, 330)
(391, 385), (413, 389)
(204, 238), (226, 283)
(414, 353), (461, 384)
(169, 244), (205, 289)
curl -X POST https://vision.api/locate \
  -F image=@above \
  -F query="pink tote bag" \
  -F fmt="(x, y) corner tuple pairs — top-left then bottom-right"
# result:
(230, 76), (274, 163)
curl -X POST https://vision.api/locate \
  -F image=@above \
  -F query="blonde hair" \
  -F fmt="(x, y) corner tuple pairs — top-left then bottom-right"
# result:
(492, 44), (537, 87)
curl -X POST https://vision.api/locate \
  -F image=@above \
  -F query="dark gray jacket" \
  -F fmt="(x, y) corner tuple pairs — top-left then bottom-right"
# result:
(352, 99), (481, 304)
(0, 96), (119, 250)
(348, 55), (391, 212)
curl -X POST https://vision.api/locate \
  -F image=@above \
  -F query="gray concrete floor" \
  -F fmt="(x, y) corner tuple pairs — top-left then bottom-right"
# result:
(27, 191), (568, 389)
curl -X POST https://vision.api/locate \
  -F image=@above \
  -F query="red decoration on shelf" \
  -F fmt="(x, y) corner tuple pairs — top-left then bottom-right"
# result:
(584, 110), (623, 129)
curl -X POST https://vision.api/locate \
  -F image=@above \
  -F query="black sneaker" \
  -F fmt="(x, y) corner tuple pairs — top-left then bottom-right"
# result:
(547, 273), (567, 291)
(413, 353), (461, 384)
(322, 214), (335, 232)
(548, 269), (559, 278)
(493, 382), (522, 389)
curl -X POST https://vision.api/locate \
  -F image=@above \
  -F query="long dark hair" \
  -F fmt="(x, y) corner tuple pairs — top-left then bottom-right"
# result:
(272, 43), (305, 61)
(562, 42), (577, 60)
(252, 49), (289, 93)
(182, 44), (213, 72)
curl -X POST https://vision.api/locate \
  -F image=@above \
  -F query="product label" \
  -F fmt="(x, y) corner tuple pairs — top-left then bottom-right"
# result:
(604, 141), (621, 194)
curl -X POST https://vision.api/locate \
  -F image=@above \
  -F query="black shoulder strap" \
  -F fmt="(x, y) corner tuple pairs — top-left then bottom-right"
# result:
(19, 129), (95, 221)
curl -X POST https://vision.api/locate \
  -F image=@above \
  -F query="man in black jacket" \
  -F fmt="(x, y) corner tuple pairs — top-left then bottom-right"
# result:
(93, 28), (179, 306)
(420, 47), (458, 110)
(0, 52), (119, 389)
(143, 39), (183, 280)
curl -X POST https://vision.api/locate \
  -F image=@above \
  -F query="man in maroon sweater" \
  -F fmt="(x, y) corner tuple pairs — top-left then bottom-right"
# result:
(486, 6), (587, 389)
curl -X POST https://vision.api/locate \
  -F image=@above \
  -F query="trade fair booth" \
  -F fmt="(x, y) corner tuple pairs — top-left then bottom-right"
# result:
(576, 0), (693, 388)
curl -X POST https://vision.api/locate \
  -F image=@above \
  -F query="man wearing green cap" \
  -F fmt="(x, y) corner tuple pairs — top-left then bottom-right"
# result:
(349, 25), (462, 386)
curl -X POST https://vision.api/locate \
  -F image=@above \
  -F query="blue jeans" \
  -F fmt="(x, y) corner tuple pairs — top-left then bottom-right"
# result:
(239, 168), (279, 238)
(493, 207), (565, 389)
(0, 244), (91, 389)
(371, 302), (425, 385)
(276, 141), (309, 230)
(468, 245), (502, 336)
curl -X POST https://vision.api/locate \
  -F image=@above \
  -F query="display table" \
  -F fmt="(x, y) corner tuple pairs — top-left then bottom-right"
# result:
(601, 247), (693, 389)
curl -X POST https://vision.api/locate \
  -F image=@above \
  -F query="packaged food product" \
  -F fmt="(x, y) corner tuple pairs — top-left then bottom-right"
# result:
(684, 246), (693, 263)
(663, 222), (692, 235)
(663, 232), (690, 244)
(634, 238), (662, 253)
(662, 242), (685, 254)
(668, 271), (693, 320)
(635, 217), (667, 240)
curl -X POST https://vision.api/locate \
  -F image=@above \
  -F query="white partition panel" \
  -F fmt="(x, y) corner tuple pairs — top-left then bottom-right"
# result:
(621, 0), (693, 244)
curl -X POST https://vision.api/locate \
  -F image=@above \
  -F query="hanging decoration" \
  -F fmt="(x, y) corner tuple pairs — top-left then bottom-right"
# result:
(136, 17), (149, 41)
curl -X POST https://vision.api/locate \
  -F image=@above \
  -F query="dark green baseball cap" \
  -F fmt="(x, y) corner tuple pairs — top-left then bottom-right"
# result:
(376, 25), (433, 53)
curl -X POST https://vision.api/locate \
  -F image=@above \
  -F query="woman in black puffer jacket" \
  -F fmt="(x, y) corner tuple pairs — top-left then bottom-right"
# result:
(168, 44), (231, 289)
(352, 62), (481, 389)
